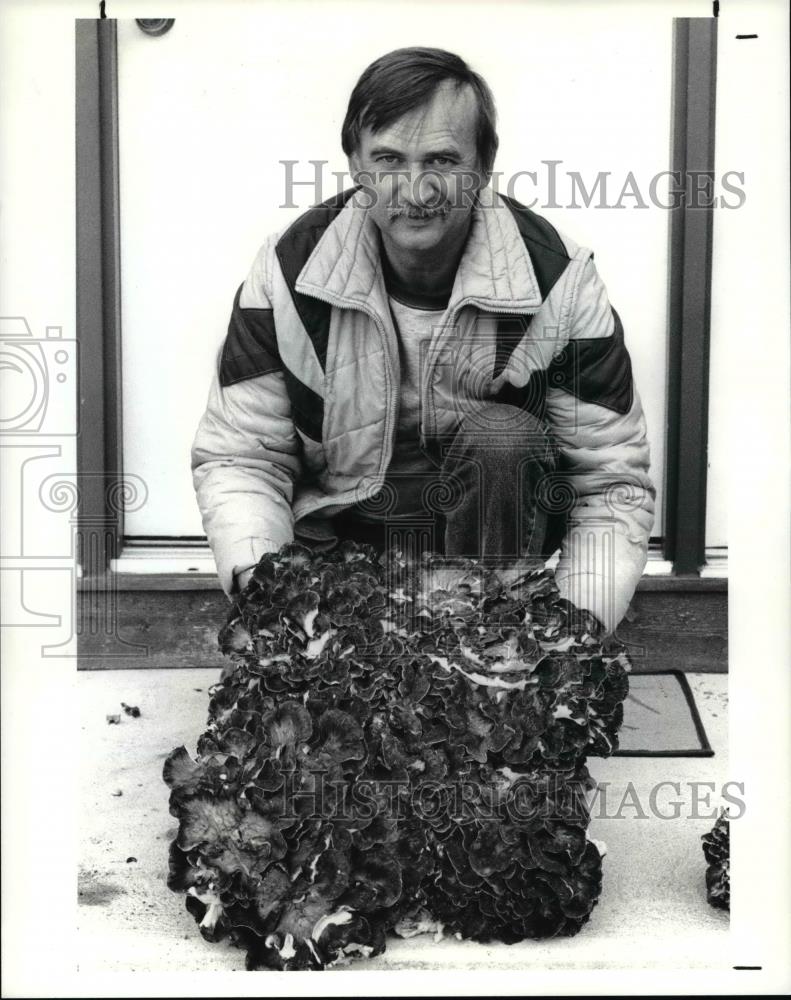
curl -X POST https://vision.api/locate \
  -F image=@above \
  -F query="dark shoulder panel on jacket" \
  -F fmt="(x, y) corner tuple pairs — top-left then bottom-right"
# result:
(498, 194), (570, 301)
(274, 188), (359, 371)
(219, 283), (281, 387)
(548, 306), (635, 415)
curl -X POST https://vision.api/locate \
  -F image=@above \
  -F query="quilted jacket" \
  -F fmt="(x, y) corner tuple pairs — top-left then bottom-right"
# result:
(191, 186), (656, 630)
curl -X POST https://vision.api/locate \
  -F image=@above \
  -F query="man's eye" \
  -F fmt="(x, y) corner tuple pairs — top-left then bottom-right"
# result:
(429, 157), (453, 166)
(377, 155), (400, 164)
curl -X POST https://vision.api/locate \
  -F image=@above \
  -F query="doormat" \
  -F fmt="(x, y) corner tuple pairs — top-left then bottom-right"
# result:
(614, 670), (714, 757)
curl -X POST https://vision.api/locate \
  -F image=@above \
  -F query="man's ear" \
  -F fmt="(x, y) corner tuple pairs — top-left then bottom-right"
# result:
(469, 161), (493, 208)
(348, 152), (363, 185)
(477, 157), (493, 190)
(349, 152), (378, 200)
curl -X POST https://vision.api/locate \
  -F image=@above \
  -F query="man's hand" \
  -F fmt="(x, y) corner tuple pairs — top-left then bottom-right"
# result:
(234, 567), (255, 594)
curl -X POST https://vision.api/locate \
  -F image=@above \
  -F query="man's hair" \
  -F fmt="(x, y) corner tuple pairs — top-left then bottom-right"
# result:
(341, 47), (499, 175)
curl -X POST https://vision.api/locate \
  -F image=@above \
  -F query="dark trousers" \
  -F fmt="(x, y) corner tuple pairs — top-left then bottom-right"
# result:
(329, 403), (567, 564)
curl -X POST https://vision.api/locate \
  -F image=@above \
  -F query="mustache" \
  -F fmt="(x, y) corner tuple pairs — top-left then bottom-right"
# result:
(387, 202), (450, 220)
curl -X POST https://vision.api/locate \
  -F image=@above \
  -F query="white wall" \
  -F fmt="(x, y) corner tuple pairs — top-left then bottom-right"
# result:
(0, 9), (82, 629)
(707, 1), (789, 549)
(0, 11), (77, 335)
(117, 1), (697, 538)
(0, 1), (96, 989)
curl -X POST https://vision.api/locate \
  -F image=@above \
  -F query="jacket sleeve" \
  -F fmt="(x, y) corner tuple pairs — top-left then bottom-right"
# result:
(191, 237), (303, 597)
(546, 251), (656, 632)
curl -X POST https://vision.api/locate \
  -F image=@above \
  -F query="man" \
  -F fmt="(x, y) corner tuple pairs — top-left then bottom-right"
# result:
(191, 47), (655, 633)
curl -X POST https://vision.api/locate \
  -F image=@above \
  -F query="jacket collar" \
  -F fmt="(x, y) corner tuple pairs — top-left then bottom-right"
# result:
(294, 185), (544, 320)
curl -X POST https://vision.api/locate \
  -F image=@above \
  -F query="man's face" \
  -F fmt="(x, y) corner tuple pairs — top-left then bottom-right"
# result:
(349, 80), (485, 256)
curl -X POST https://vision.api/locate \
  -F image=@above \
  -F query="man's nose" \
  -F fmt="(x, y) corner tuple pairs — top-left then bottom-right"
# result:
(397, 167), (443, 208)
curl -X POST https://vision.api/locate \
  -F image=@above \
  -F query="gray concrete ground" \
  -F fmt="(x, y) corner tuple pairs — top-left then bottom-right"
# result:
(78, 669), (729, 973)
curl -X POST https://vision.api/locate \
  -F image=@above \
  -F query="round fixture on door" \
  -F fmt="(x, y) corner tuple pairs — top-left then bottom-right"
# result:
(135, 19), (175, 37)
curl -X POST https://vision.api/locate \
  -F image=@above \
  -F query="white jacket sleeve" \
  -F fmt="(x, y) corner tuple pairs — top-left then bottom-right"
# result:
(548, 253), (656, 632)
(191, 238), (303, 597)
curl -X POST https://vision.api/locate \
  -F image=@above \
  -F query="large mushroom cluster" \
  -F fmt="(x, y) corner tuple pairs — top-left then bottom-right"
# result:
(164, 540), (630, 969)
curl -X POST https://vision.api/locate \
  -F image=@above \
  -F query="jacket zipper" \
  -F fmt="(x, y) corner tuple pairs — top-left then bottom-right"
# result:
(293, 286), (401, 515)
(421, 297), (542, 441)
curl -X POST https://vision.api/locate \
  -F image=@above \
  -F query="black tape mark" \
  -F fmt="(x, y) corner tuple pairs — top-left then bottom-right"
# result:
(733, 966), (762, 970)
(713, 0), (719, 16)
(736, 34), (759, 39)
(100, 0), (106, 17)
